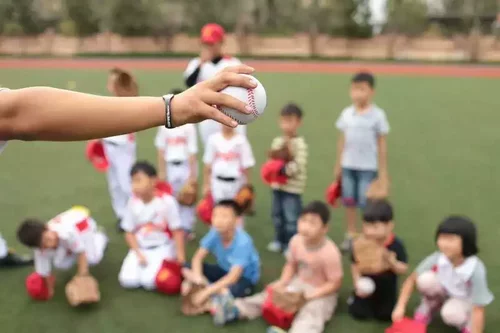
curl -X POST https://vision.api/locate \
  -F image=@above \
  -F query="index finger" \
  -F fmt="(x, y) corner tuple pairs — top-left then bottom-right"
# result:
(205, 68), (257, 92)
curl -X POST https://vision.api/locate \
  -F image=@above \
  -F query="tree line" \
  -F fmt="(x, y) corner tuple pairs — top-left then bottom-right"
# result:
(0, 0), (497, 37)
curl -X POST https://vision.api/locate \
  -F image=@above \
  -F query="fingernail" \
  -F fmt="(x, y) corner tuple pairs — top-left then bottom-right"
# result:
(245, 105), (253, 113)
(250, 79), (258, 87)
(231, 120), (238, 127)
(248, 66), (255, 71)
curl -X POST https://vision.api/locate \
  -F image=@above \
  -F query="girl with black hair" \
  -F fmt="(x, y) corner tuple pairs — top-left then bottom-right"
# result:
(392, 216), (493, 333)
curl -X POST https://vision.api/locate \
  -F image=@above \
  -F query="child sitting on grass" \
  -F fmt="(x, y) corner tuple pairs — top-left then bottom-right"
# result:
(392, 216), (493, 333)
(183, 200), (260, 310)
(210, 201), (343, 333)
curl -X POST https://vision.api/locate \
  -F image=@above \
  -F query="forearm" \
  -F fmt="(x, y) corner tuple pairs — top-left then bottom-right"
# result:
(391, 261), (409, 275)
(309, 280), (341, 299)
(157, 151), (166, 180)
(0, 87), (165, 141)
(125, 232), (141, 253)
(242, 167), (252, 183)
(395, 273), (416, 309)
(191, 251), (206, 278)
(172, 230), (186, 264)
(471, 308), (485, 333)
(334, 135), (344, 171)
(377, 137), (388, 180)
(76, 253), (89, 275)
(189, 155), (197, 178)
(279, 262), (297, 285)
(203, 165), (211, 187)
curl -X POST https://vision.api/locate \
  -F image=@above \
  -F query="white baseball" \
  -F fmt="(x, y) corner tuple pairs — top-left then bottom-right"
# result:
(218, 74), (267, 125)
(356, 277), (376, 296)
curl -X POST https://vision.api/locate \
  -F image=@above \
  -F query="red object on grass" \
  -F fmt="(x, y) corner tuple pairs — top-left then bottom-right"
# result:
(261, 160), (288, 186)
(261, 286), (297, 330)
(155, 260), (182, 295)
(155, 180), (173, 195)
(26, 272), (54, 301)
(325, 179), (342, 207)
(385, 318), (427, 333)
(85, 140), (109, 172)
(196, 194), (214, 225)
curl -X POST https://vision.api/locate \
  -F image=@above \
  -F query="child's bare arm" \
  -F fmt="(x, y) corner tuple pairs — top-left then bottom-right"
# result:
(0, 66), (257, 141)
(242, 167), (252, 183)
(276, 261), (297, 287)
(333, 133), (345, 179)
(351, 263), (361, 283)
(392, 272), (417, 321)
(202, 165), (212, 194)
(306, 277), (342, 300)
(76, 252), (89, 276)
(172, 229), (186, 264)
(471, 306), (485, 333)
(377, 135), (388, 181)
(157, 150), (166, 181)
(188, 154), (197, 179)
(191, 247), (209, 279)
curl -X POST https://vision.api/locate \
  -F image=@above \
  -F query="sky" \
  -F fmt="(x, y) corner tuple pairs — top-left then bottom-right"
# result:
(370, 0), (388, 24)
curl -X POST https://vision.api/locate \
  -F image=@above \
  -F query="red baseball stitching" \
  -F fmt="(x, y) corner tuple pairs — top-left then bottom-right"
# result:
(247, 88), (258, 118)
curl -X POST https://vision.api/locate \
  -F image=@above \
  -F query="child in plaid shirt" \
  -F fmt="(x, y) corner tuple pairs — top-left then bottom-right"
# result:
(267, 104), (308, 254)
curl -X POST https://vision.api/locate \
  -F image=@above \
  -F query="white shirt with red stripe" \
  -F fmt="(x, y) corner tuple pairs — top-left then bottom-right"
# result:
(154, 124), (197, 162)
(34, 207), (96, 276)
(120, 193), (182, 249)
(203, 132), (255, 179)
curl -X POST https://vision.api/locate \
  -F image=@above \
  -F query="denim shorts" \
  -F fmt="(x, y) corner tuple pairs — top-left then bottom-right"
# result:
(341, 168), (377, 208)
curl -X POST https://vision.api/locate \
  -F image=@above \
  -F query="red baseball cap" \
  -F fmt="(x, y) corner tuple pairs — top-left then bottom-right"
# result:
(200, 23), (225, 44)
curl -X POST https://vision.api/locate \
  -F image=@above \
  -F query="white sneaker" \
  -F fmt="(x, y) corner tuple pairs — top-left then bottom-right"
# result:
(266, 241), (282, 253)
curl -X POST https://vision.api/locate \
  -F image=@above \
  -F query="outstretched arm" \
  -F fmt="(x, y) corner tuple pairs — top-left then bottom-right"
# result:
(0, 65), (256, 141)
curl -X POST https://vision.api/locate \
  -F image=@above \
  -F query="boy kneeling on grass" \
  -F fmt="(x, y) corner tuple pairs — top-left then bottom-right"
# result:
(183, 200), (261, 312)
(210, 201), (343, 333)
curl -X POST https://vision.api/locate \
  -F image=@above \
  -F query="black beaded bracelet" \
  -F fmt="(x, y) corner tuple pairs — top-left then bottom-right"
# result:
(162, 94), (175, 129)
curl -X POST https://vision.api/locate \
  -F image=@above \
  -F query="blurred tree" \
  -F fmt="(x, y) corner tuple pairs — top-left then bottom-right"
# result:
(386, 0), (428, 36)
(61, 0), (100, 36)
(331, 0), (372, 38)
(0, 0), (46, 35)
(110, 0), (155, 36)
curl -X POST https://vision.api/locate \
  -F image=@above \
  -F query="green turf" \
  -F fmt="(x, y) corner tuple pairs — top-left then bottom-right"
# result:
(0, 68), (499, 333)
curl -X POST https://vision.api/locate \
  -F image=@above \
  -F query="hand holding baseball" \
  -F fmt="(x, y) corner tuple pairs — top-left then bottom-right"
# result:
(170, 65), (261, 128)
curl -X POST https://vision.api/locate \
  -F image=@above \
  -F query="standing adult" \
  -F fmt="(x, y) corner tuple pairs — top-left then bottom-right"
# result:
(184, 23), (247, 145)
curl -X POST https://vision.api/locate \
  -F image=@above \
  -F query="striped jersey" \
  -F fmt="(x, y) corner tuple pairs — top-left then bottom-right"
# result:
(270, 136), (308, 194)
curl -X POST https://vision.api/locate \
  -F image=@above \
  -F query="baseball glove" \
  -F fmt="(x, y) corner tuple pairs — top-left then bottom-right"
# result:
(352, 236), (391, 275)
(268, 144), (293, 162)
(271, 287), (306, 314)
(235, 184), (255, 215)
(177, 180), (198, 206)
(65, 275), (100, 307)
(180, 269), (210, 316)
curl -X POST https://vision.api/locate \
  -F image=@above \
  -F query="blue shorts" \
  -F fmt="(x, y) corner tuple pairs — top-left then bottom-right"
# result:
(341, 168), (377, 208)
(184, 263), (255, 298)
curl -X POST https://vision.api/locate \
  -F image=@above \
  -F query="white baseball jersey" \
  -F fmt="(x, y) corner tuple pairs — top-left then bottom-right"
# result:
(183, 56), (242, 84)
(34, 207), (96, 276)
(103, 133), (135, 145)
(203, 132), (255, 179)
(120, 194), (182, 249)
(183, 56), (247, 144)
(154, 124), (198, 162)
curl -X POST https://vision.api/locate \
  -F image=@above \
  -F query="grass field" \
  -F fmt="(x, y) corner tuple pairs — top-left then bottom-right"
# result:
(0, 67), (499, 333)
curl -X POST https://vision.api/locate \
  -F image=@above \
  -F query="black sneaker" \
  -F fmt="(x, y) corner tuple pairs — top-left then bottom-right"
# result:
(0, 251), (33, 268)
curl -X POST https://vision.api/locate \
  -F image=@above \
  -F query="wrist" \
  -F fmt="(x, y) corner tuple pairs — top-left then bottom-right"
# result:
(162, 94), (175, 129)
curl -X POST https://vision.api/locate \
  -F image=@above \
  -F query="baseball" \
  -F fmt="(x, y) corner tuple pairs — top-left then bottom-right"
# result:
(218, 74), (267, 125)
(356, 277), (376, 296)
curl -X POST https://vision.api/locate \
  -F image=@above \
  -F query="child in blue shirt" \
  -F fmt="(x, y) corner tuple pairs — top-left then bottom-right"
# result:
(185, 200), (261, 307)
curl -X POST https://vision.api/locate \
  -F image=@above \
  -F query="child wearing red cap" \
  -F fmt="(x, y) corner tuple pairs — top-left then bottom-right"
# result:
(183, 23), (246, 145)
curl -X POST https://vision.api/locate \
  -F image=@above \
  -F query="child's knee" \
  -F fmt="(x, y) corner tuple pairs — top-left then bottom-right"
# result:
(440, 298), (469, 328)
(119, 275), (140, 289)
(140, 275), (157, 290)
(416, 271), (442, 296)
